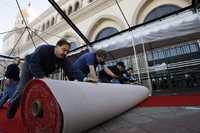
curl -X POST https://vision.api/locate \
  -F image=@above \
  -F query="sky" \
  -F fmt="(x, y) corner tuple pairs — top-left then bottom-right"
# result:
(0, 0), (50, 54)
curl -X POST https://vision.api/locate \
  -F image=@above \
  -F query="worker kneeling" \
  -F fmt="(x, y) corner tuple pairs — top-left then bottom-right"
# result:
(7, 39), (82, 119)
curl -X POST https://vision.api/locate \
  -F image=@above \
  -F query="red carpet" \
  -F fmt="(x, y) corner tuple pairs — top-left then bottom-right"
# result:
(0, 93), (200, 133)
(138, 93), (200, 107)
(0, 103), (25, 133)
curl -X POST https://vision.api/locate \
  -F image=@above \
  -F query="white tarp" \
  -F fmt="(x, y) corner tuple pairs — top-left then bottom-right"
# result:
(93, 10), (200, 51)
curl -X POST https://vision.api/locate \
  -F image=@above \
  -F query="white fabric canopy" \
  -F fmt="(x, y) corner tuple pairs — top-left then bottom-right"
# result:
(93, 10), (200, 51)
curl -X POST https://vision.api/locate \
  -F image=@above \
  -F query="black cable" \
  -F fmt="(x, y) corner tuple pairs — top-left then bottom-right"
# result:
(0, 27), (25, 35)
(0, 54), (15, 60)
(15, 0), (36, 48)
(114, 0), (131, 28)
(9, 27), (26, 56)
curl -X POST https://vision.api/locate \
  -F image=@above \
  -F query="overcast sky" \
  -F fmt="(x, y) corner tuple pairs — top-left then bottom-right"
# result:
(0, 0), (50, 54)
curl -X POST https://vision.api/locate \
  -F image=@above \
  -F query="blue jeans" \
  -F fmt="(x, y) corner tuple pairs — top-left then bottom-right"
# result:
(7, 62), (33, 118)
(0, 81), (18, 108)
(72, 67), (86, 81)
(9, 62), (33, 103)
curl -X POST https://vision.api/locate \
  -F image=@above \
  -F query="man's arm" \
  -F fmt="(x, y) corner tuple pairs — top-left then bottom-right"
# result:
(103, 65), (118, 79)
(88, 65), (98, 82)
(4, 64), (13, 78)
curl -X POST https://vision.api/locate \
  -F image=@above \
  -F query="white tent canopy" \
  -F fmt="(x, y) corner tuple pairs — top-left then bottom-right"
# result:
(93, 10), (200, 51)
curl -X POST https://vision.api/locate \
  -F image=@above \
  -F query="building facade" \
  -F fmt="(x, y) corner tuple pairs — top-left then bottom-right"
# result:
(2, 0), (192, 56)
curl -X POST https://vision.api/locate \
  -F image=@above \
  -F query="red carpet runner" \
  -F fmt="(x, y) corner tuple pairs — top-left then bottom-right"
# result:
(0, 104), (25, 133)
(0, 93), (200, 133)
(138, 93), (200, 107)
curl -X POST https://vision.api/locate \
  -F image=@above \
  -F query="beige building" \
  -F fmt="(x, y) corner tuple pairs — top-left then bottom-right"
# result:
(2, 0), (192, 57)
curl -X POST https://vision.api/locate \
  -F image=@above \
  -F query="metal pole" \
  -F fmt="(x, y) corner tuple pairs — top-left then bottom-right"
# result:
(9, 28), (26, 56)
(130, 31), (141, 83)
(15, 0), (36, 48)
(113, 0), (131, 28)
(141, 38), (152, 95)
(0, 27), (25, 35)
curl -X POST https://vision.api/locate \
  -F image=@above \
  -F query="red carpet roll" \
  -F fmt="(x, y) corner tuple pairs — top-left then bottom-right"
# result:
(21, 79), (62, 133)
(21, 79), (149, 133)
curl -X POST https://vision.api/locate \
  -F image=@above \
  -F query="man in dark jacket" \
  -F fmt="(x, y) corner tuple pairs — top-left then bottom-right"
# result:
(99, 62), (126, 83)
(0, 57), (20, 108)
(7, 39), (81, 119)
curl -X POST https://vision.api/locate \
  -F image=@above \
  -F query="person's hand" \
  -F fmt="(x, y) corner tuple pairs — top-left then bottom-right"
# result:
(65, 76), (69, 80)
(84, 77), (98, 83)
(111, 74), (118, 79)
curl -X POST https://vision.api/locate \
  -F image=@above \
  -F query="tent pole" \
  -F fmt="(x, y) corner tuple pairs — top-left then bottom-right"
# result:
(141, 39), (152, 95)
(130, 31), (141, 84)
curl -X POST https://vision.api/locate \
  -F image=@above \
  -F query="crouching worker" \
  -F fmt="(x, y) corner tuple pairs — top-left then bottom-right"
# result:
(99, 62), (126, 83)
(0, 57), (21, 108)
(73, 50), (117, 82)
(7, 39), (82, 119)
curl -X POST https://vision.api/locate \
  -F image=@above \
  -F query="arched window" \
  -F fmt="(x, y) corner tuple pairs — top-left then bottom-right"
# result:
(46, 21), (50, 29)
(95, 27), (119, 41)
(51, 17), (55, 26)
(74, 1), (80, 11)
(88, 0), (94, 3)
(38, 26), (41, 31)
(27, 35), (30, 41)
(144, 5), (180, 22)
(68, 6), (73, 15)
(42, 24), (45, 31)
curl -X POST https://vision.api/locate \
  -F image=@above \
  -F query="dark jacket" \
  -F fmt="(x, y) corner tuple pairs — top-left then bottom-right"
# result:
(99, 65), (125, 83)
(25, 45), (81, 80)
(5, 64), (20, 81)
